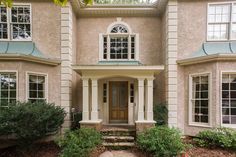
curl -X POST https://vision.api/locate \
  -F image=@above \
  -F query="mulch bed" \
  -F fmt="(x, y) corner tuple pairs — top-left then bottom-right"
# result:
(0, 142), (60, 157)
(0, 141), (235, 157)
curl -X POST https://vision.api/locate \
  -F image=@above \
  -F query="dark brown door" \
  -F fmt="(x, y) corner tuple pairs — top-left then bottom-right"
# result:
(109, 81), (128, 123)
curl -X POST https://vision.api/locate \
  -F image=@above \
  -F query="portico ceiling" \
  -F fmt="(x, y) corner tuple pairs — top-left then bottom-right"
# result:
(72, 65), (164, 78)
(70, 0), (168, 17)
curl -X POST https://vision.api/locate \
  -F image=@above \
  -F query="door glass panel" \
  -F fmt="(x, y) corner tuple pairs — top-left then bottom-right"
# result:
(119, 83), (127, 108)
(112, 84), (117, 107)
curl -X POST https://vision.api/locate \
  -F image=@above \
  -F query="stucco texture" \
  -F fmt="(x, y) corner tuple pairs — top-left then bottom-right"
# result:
(0, 61), (60, 106)
(77, 17), (162, 65)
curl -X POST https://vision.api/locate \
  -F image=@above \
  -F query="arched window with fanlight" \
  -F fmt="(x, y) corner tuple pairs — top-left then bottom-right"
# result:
(99, 21), (139, 61)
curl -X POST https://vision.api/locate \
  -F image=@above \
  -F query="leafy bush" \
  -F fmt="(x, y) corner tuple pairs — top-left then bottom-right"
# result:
(194, 127), (236, 150)
(153, 103), (168, 125)
(0, 101), (66, 144)
(56, 128), (102, 157)
(137, 126), (185, 157)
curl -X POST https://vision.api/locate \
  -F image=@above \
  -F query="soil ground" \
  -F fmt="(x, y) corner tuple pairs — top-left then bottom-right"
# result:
(0, 142), (235, 157)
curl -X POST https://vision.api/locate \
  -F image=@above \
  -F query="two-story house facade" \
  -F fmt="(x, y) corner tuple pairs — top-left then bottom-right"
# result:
(0, 0), (235, 136)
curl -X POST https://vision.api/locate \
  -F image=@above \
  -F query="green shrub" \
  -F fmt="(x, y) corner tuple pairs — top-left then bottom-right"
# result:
(194, 127), (236, 150)
(0, 101), (66, 144)
(56, 128), (102, 157)
(137, 126), (185, 157)
(153, 103), (168, 125)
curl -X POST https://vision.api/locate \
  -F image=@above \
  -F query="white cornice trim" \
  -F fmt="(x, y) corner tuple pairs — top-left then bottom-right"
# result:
(177, 54), (236, 66)
(0, 54), (61, 66)
(70, 0), (168, 17)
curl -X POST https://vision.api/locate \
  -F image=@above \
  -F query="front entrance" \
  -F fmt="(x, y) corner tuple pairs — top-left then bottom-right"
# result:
(109, 81), (128, 123)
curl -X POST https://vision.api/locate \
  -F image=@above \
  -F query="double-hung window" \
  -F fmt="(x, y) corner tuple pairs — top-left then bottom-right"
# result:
(0, 4), (31, 40)
(189, 74), (210, 125)
(208, 2), (236, 40)
(0, 73), (17, 107)
(101, 24), (138, 61)
(28, 74), (47, 103)
(222, 74), (236, 126)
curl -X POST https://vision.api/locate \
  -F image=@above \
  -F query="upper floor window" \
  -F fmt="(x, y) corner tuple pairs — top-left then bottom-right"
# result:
(100, 20), (139, 61)
(207, 2), (236, 41)
(0, 5), (31, 41)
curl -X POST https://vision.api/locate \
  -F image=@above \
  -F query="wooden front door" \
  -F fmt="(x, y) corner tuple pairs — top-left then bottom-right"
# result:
(109, 81), (128, 123)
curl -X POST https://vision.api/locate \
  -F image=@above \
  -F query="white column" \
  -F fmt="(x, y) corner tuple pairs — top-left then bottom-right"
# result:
(82, 78), (89, 121)
(91, 78), (99, 121)
(146, 78), (154, 121)
(137, 78), (145, 121)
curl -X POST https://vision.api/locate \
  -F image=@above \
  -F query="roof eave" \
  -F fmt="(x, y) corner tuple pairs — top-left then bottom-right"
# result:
(0, 54), (61, 66)
(177, 54), (236, 66)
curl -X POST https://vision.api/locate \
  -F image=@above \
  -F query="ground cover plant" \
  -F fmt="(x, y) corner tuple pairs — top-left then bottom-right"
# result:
(194, 127), (236, 150)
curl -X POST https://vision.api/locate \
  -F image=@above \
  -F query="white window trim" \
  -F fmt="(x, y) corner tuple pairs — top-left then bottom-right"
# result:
(0, 3), (32, 41)
(26, 71), (48, 103)
(188, 72), (212, 127)
(99, 33), (139, 61)
(207, 2), (236, 41)
(220, 71), (236, 128)
(0, 70), (18, 106)
(99, 20), (139, 61)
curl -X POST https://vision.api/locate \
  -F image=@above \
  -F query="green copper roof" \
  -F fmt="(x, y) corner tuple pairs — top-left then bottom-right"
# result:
(98, 60), (142, 65)
(0, 41), (49, 59)
(192, 42), (236, 58)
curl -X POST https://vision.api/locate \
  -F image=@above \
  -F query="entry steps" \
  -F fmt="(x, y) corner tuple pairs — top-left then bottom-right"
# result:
(101, 125), (136, 148)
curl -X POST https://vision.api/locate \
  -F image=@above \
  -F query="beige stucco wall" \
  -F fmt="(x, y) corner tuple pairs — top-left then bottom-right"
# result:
(0, 1), (62, 106)
(77, 17), (162, 65)
(0, 61), (60, 105)
(177, 0), (234, 135)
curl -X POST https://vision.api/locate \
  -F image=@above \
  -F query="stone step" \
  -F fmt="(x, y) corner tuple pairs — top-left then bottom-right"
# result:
(101, 130), (136, 136)
(102, 142), (135, 147)
(103, 136), (135, 142)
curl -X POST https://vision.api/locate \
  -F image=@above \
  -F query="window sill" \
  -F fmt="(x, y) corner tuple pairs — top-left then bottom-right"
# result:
(98, 60), (142, 65)
(188, 123), (212, 128)
(221, 124), (236, 129)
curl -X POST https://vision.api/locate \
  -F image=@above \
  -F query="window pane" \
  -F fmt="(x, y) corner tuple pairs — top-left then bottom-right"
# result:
(222, 100), (229, 107)
(231, 116), (236, 124)
(110, 37), (128, 59)
(223, 116), (230, 124)
(232, 24), (236, 39)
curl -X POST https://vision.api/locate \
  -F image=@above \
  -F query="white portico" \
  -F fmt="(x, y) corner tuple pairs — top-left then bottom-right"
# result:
(72, 65), (164, 131)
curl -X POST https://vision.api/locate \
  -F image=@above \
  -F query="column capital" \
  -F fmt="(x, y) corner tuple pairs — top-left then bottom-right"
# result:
(146, 77), (155, 81)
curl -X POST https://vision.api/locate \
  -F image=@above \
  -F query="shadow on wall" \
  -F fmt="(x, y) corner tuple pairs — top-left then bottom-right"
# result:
(153, 102), (168, 126)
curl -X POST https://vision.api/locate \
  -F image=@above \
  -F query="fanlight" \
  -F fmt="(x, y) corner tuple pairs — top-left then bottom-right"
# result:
(110, 25), (128, 33)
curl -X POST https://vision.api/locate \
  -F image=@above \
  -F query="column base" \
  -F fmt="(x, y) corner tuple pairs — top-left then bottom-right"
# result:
(80, 120), (102, 131)
(135, 121), (156, 133)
